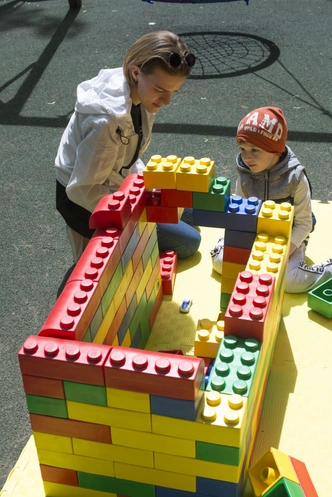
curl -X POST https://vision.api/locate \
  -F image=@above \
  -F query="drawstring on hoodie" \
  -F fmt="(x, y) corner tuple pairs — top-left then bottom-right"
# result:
(264, 170), (270, 201)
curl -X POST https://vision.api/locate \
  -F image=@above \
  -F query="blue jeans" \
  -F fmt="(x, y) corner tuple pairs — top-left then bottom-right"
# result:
(156, 208), (201, 259)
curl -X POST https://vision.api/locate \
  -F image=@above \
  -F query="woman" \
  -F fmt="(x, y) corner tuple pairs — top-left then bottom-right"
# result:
(55, 30), (201, 263)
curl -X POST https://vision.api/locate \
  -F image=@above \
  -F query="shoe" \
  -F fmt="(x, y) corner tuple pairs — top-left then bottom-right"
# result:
(210, 237), (224, 275)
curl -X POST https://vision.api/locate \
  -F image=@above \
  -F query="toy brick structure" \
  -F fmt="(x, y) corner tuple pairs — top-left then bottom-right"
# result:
(17, 155), (317, 497)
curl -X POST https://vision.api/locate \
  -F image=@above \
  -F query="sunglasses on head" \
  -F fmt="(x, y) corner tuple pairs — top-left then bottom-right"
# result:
(168, 52), (196, 69)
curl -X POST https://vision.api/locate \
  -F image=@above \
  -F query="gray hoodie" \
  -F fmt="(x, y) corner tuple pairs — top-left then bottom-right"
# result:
(55, 68), (154, 213)
(235, 145), (313, 248)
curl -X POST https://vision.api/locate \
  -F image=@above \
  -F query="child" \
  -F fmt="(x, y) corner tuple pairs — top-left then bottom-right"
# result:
(55, 30), (201, 263)
(211, 106), (332, 293)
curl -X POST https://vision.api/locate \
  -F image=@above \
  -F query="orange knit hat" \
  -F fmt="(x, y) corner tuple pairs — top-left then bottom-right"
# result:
(236, 106), (288, 156)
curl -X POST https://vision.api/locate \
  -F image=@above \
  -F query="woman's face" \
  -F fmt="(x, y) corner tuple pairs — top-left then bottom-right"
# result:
(130, 65), (187, 114)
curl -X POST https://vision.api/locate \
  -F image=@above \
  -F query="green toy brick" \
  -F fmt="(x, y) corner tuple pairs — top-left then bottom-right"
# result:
(308, 277), (332, 318)
(220, 292), (231, 312)
(63, 381), (107, 406)
(101, 261), (123, 316)
(263, 477), (305, 497)
(26, 394), (68, 418)
(196, 440), (241, 465)
(193, 176), (231, 212)
(78, 471), (155, 497)
(206, 335), (261, 397)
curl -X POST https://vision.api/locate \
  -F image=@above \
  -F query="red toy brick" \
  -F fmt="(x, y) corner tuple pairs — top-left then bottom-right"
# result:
(18, 335), (111, 386)
(160, 189), (193, 208)
(160, 251), (177, 295)
(38, 280), (101, 341)
(104, 346), (205, 401)
(22, 374), (65, 399)
(146, 191), (180, 224)
(289, 456), (319, 497)
(89, 191), (132, 231)
(224, 271), (275, 341)
(223, 245), (251, 265)
(30, 413), (112, 443)
(68, 234), (122, 295)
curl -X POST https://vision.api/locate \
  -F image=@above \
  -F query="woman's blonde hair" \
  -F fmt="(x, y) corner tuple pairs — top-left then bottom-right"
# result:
(123, 30), (194, 85)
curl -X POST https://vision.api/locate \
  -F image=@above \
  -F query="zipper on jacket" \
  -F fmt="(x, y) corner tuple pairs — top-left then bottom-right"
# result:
(264, 170), (270, 201)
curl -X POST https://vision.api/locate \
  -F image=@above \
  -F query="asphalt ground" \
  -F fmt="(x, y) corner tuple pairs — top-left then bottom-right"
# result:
(0, 0), (331, 487)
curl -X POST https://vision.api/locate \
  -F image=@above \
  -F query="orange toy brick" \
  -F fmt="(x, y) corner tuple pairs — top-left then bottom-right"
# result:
(176, 156), (215, 192)
(143, 154), (182, 189)
(224, 271), (275, 341)
(160, 250), (177, 295)
(289, 456), (319, 497)
(104, 346), (205, 400)
(89, 190), (132, 230)
(18, 335), (111, 386)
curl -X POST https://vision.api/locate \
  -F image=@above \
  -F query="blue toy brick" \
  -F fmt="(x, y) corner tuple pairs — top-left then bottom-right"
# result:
(308, 277), (332, 318)
(193, 196), (262, 232)
(151, 390), (204, 421)
(224, 229), (256, 250)
(206, 335), (261, 397)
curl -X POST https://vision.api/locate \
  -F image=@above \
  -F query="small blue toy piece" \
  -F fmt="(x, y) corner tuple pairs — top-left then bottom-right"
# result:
(179, 297), (193, 313)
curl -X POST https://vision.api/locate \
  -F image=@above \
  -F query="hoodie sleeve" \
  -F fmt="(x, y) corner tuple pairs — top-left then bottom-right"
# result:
(291, 173), (312, 247)
(65, 115), (122, 213)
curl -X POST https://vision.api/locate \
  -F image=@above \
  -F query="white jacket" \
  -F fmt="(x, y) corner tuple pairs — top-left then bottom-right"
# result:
(55, 68), (154, 213)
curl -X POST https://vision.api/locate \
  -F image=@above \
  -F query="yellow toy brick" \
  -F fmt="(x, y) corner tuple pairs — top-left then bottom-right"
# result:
(33, 431), (73, 454)
(221, 275), (237, 295)
(222, 261), (247, 279)
(136, 258), (152, 303)
(194, 318), (224, 358)
(253, 233), (289, 258)
(154, 451), (244, 483)
(93, 298), (116, 344)
(73, 438), (154, 468)
(106, 387), (150, 413)
(245, 250), (286, 286)
(111, 426), (195, 458)
(121, 329), (131, 347)
(67, 400), (152, 432)
(114, 462), (196, 492)
(143, 155), (182, 189)
(257, 201), (294, 238)
(43, 481), (117, 497)
(37, 448), (115, 476)
(152, 391), (248, 448)
(176, 156), (215, 192)
(248, 447), (300, 496)
(113, 260), (133, 313)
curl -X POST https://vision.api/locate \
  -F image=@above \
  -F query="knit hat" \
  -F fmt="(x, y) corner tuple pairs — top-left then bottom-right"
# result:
(236, 106), (288, 156)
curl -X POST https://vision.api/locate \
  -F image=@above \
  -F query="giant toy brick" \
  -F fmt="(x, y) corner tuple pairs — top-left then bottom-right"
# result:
(257, 201), (294, 239)
(194, 317), (224, 359)
(193, 176), (231, 212)
(308, 277), (332, 318)
(160, 250), (177, 295)
(248, 447), (306, 497)
(176, 156), (215, 192)
(104, 346), (205, 401)
(160, 188), (193, 208)
(224, 271), (275, 341)
(193, 195), (262, 232)
(143, 154), (182, 189)
(89, 191), (132, 230)
(206, 334), (261, 397)
(146, 190), (181, 224)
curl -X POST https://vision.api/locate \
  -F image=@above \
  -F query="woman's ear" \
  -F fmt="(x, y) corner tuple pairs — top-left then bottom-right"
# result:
(131, 65), (140, 83)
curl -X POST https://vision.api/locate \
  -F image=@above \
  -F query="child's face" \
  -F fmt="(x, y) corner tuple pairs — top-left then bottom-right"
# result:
(130, 66), (186, 114)
(238, 141), (280, 173)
